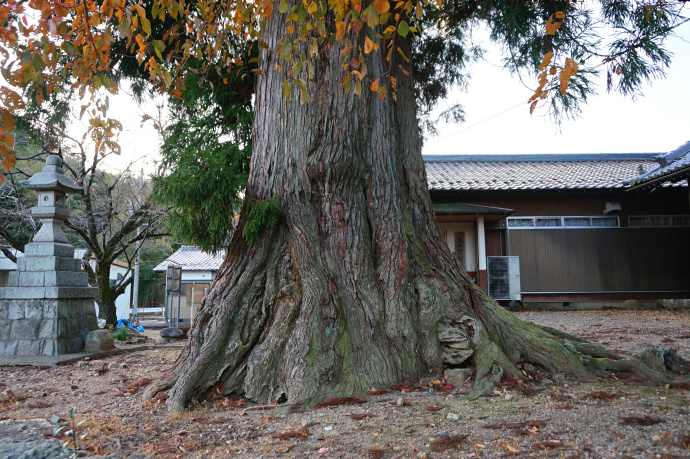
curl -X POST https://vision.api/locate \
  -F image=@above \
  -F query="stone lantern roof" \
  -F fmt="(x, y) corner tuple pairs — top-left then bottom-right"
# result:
(21, 155), (82, 193)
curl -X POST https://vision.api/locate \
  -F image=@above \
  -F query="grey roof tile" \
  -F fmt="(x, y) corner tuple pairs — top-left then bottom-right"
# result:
(423, 153), (660, 191)
(629, 141), (690, 187)
(153, 246), (226, 272)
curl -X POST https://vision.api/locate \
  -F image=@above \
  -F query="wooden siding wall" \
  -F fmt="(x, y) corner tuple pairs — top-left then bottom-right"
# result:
(431, 188), (690, 221)
(485, 229), (504, 257)
(509, 228), (690, 293)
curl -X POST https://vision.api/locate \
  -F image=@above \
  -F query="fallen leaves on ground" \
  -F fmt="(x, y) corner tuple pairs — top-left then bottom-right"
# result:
(429, 434), (467, 452)
(154, 439), (181, 454)
(313, 396), (367, 409)
(391, 383), (427, 392)
(425, 406), (443, 412)
(504, 443), (519, 453)
(121, 378), (151, 394)
(430, 379), (454, 393)
(620, 415), (663, 426)
(502, 375), (537, 396)
(272, 425), (309, 440)
(350, 413), (376, 420)
(0, 390), (28, 407)
(222, 397), (246, 408)
(368, 448), (390, 458)
(193, 415), (230, 424)
(484, 420), (546, 430)
(23, 400), (53, 409)
(587, 390), (625, 401)
(667, 382), (690, 390)
(95, 364), (109, 376)
(368, 388), (391, 395)
(550, 403), (574, 409)
(532, 440), (563, 449)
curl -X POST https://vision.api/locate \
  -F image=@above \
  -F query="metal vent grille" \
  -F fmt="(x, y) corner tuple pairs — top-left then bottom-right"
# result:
(487, 256), (520, 301)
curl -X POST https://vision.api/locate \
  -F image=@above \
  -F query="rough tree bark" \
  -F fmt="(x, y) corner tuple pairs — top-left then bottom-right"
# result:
(144, 7), (689, 411)
(92, 262), (132, 326)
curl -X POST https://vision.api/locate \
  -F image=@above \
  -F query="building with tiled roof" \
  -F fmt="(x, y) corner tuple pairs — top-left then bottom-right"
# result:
(149, 149), (689, 313)
(153, 246), (226, 273)
(627, 141), (690, 191)
(424, 153), (660, 191)
(153, 246), (226, 326)
(424, 151), (689, 307)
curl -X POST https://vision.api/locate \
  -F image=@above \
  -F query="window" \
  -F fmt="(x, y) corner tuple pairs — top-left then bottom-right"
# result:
(592, 217), (618, 227)
(564, 217), (590, 227)
(628, 216), (649, 227)
(673, 216), (690, 226)
(508, 216), (620, 229)
(629, 215), (690, 227)
(536, 217), (562, 227)
(508, 218), (535, 228)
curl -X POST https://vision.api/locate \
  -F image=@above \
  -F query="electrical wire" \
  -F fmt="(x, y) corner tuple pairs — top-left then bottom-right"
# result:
(426, 98), (528, 144)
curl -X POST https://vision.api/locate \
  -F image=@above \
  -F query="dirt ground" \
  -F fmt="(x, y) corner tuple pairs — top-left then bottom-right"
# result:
(1, 309), (689, 458)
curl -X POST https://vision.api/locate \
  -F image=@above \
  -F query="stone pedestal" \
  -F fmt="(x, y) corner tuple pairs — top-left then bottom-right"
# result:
(0, 155), (98, 356)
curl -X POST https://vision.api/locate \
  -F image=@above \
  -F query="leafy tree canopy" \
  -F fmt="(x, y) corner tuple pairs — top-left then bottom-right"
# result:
(0, 0), (686, 176)
(150, 42), (254, 252)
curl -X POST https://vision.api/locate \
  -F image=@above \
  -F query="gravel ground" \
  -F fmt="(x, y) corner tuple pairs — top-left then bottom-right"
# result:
(514, 309), (690, 361)
(0, 309), (688, 458)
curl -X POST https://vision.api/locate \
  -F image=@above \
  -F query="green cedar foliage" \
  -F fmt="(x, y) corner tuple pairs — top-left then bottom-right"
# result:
(152, 46), (255, 253)
(242, 196), (281, 245)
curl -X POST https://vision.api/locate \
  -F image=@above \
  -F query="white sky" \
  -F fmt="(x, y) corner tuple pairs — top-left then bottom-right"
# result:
(423, 21), (690, 156)
(93, 20), (690, 174)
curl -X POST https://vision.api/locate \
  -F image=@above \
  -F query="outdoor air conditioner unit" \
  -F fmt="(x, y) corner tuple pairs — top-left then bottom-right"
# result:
(487, 256), (521, 301)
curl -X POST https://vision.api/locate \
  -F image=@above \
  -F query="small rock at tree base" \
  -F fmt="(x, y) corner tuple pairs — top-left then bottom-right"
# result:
(160, 328), (185, 339)
(444, 368), (473, 386)
(84, 330), (115, 351)
(446, 412), (460, 420)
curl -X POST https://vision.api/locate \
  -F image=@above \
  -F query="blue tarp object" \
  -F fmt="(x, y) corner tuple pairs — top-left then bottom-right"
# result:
(117, 318), (134, 330)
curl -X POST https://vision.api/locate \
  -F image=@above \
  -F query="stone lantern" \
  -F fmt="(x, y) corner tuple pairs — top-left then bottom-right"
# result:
(22, 155), (82, 244)
(0, 155), (98, 356)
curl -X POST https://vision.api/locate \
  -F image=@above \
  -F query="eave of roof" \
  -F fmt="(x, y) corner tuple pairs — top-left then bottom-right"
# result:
(433, 203), (515, 216)
(627, 141), (690, 190)
(423, 153), (660, 163)
(111, 259), (131, 269)
(152, 246), (226, 273)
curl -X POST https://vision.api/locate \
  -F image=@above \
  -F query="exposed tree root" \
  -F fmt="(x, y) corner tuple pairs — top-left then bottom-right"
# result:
(144, 276), (690, 411)
(449, 299), (690, 401)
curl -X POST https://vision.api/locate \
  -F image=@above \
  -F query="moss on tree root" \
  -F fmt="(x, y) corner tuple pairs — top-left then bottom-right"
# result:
(143, 281), (690, 412)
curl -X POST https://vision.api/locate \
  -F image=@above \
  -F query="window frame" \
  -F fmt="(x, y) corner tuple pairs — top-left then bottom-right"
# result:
(507, 216), (621, 229)
(628, 215), (690, 228)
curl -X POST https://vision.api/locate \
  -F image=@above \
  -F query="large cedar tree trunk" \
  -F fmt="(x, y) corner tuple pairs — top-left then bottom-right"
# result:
(145, 5), (688, 411)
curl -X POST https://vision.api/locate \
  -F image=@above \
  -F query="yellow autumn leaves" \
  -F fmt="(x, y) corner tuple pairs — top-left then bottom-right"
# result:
(529, 11), (579, 114)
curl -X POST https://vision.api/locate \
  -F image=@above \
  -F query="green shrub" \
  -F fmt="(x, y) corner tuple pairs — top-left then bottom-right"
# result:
(113, 327), (132, 341)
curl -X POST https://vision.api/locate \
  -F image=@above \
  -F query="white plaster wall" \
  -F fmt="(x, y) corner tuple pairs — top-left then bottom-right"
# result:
(110, 264), (133, 321)
(84, 257), (132, 321)
(180, 271), (213, 282)
(438, 222), (477, 273)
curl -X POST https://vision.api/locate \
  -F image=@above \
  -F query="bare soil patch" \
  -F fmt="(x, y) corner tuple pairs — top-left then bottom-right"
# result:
(0, 309), (689, 458)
